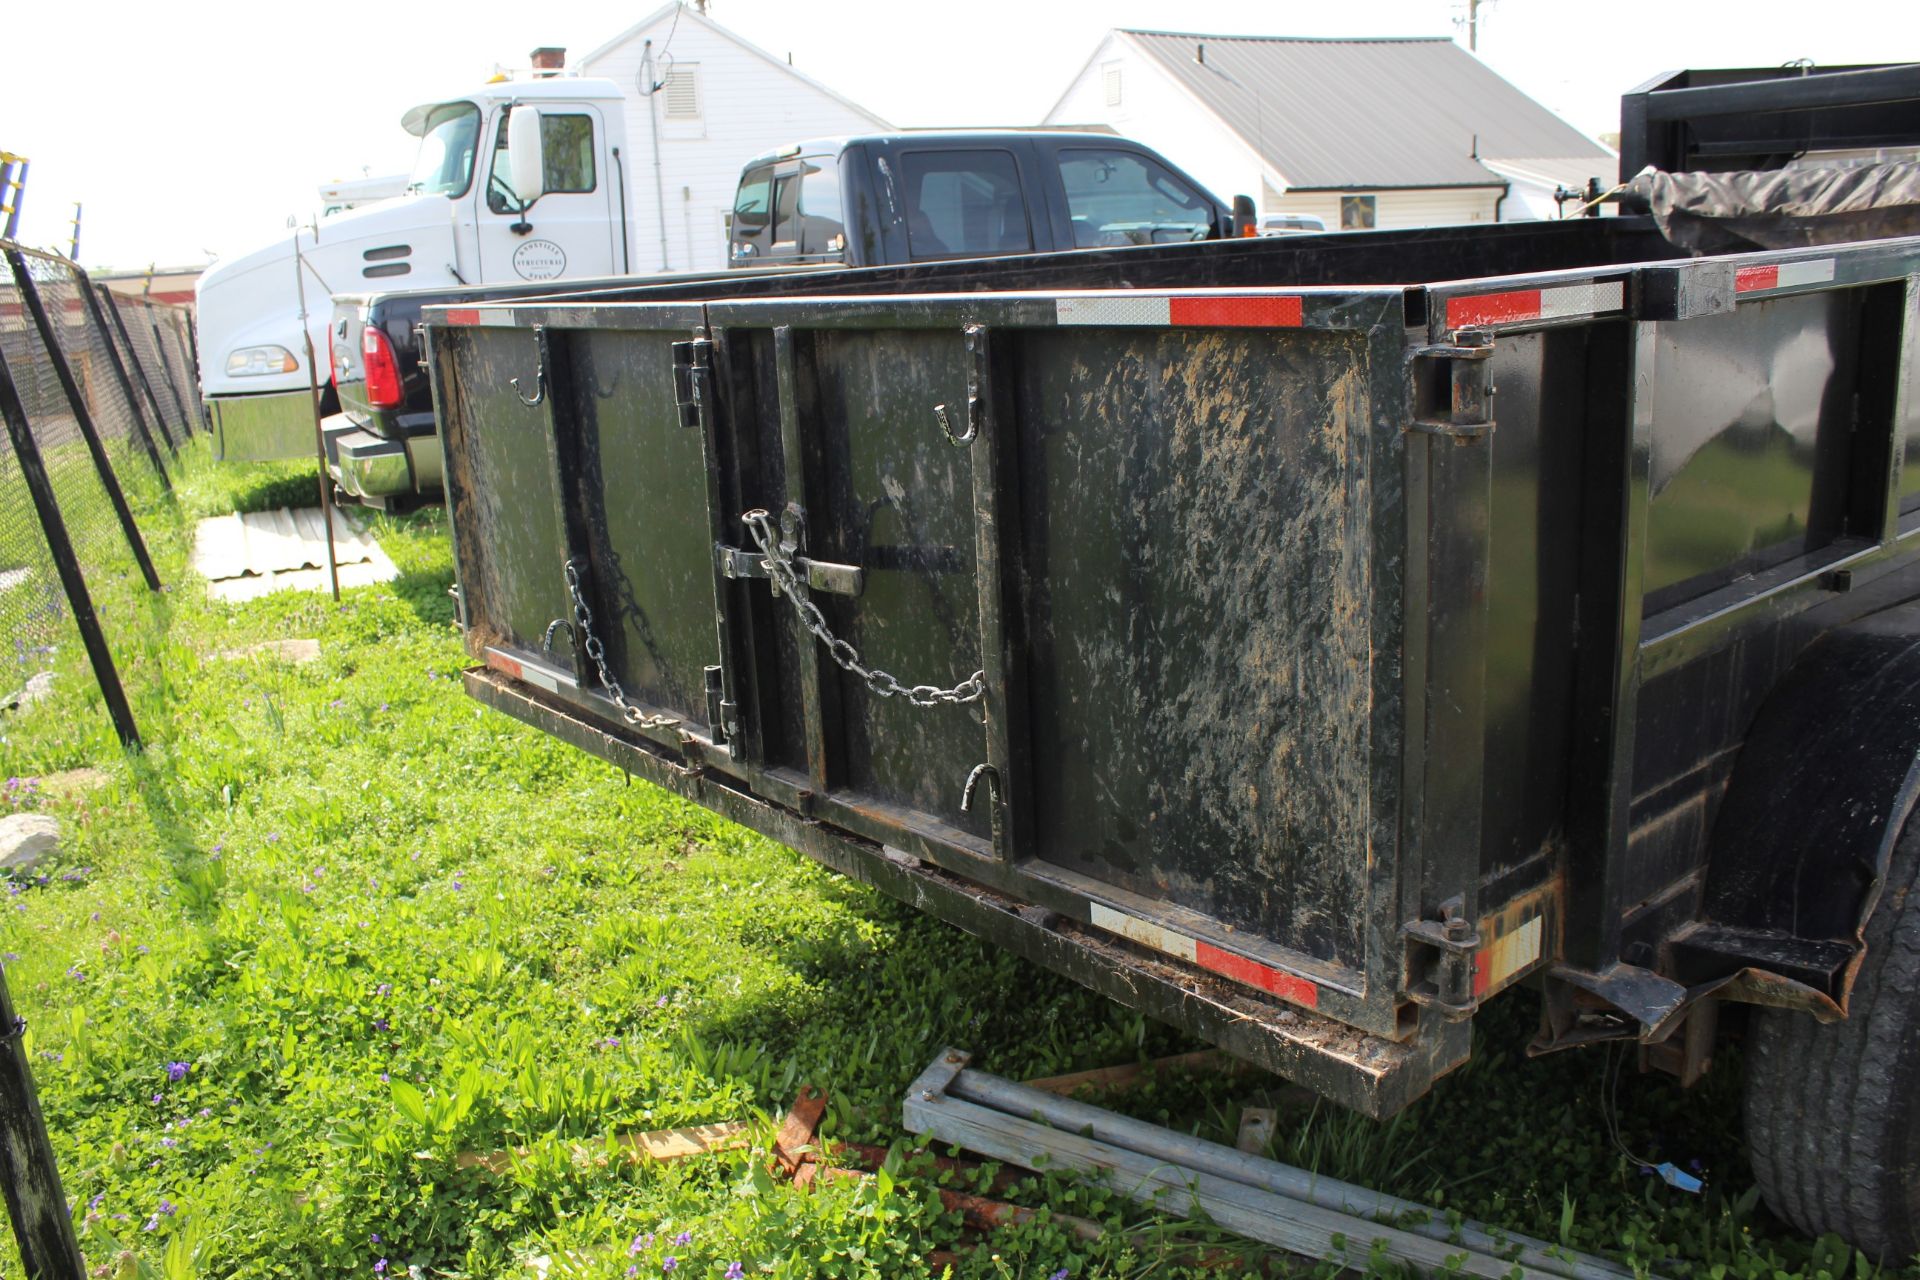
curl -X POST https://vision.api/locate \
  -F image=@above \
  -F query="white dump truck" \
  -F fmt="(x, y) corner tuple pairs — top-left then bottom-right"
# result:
(195, 74), (634, 461)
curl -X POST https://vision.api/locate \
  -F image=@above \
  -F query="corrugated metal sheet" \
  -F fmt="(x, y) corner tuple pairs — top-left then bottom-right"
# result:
(1123, 31), (1611, 191)
(191, 507), (398, 602)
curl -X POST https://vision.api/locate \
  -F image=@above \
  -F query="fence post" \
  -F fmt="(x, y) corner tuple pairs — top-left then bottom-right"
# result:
(6, 249), (161, 592)
(147, 316), (192, 432)
(100, 291), (176, 451)
(0, 962), (87, 1280)
(0, 341), (139, 749)
(183, 312), (211, 433)
(71, 268), (170, 490)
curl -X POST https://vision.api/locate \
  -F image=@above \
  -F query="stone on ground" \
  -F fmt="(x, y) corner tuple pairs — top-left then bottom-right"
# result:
(0, 813), (61, 871)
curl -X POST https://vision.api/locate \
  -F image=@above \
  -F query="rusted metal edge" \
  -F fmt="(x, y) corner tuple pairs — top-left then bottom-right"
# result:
(464, 667), (1465, 1118)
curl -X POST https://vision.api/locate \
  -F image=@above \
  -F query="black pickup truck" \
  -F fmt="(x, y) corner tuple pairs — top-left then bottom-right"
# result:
(325, 130), (1253, 507)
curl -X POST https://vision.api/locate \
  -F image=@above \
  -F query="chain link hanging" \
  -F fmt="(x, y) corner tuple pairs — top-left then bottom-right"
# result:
(560, 560), (679, 730)
(741, 509), (986, 708)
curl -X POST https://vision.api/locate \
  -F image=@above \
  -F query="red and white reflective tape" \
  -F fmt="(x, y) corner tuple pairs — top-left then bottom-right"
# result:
(1088, 902), (1319, 1008)
(1471, 914), (1543, 998)
(1734, 258), (1835, 294)
(1055, 294), (1304, 329)
(1446, 280), (1625, 331)
(485, 646), (563, 693)
(441, 308), (516, 327)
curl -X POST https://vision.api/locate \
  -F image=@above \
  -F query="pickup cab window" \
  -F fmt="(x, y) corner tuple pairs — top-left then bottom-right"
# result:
(408, 103), (480, 198)
(799, 156), (845, 256)
(486, 111), (596, 214)
(1058, 148), (1213, 247)
(734, 165), (774, 243)
(900, 150), (1031, 260)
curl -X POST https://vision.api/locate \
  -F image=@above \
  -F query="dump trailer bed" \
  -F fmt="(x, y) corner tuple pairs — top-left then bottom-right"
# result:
(425, 218), (1920, 1117)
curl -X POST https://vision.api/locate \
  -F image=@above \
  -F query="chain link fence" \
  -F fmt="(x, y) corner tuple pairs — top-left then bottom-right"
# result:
(0, 239), (180, 745)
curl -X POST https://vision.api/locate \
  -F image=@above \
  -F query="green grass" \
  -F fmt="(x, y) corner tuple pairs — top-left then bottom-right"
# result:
(0, 441), (1912, 1279)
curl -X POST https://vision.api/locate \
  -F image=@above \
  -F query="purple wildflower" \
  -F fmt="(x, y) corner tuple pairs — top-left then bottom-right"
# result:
(373, 1018), (389, 1032)
(143, 1214), (159, 1231)
(662, 1260), (677, 1274)
(158, 1199), (175, 1215)
(379, 1072), (390, 1083)
(160, 1137), (178, 1148)
(1050, 1270), (1069, 1280)
(374, 1259), (387, 1275)
(655, 995), (669, 1008)
(371, 1234), (380, 1244)
(379, 702), (389, 712)
(66, 965), (84, 981)
(628, 1234), (648, 1256)
(451, 879), (463, 891)
(375, 983), (391, 997)
(266, 833), (279, 844)
(88, 1193), (103, 1211)
(165, 1061), (190, 1082)
(673, 1232), (691, 1247)
(151, 1093), (163, 1105)
(726, 1265), (744, 1280)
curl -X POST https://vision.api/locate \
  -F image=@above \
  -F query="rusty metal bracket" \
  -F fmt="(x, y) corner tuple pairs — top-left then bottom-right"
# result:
(1409, 328), (1494, 440)
(960, 762), (1005, 857)
(1402, 897), (1481, 1020)
(933, 323), (990, 447)
(511, 324), (548, 407)
(672, 336), (712, 429)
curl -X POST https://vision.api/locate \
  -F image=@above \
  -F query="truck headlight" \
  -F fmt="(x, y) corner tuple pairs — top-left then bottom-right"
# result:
(226, 345), (299, 376)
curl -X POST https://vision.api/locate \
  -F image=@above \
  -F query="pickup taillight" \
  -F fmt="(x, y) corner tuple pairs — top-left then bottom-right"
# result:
(362, 325), (403, 409)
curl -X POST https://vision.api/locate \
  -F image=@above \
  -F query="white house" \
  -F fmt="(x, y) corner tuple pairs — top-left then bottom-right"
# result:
(1046, 31), (1615, 230)
(578, 4), (890, 273)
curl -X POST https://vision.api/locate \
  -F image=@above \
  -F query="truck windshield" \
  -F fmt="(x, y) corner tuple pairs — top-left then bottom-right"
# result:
(1057, 148), (1213, 247)
(408, 103), (481, 198)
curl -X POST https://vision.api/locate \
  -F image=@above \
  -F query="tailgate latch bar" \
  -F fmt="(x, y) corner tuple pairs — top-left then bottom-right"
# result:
(1408, 327), (1494, 441)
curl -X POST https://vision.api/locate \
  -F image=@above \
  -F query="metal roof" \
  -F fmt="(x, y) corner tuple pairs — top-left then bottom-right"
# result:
(1120, 31), (1612, 191)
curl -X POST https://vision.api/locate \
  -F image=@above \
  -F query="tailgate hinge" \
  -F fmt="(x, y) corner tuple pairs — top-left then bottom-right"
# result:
(1409, 328), (1494, 441)
(671, 337), (713, 429)
(1402, 896), (1482, 1020)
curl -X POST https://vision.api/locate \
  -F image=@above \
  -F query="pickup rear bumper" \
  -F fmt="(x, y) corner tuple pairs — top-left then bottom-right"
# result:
(323, 415), (444, 507)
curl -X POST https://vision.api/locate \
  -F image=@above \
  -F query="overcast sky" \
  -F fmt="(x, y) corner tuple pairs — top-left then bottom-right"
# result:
(5, 0), (1914, 269)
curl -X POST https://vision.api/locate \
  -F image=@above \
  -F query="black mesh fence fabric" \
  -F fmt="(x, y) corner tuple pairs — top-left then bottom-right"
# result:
(0, 242), (170, 715)
(116, 293), (196, 442)
(95, 285), (176, 450)
(12, 249), (168, 497)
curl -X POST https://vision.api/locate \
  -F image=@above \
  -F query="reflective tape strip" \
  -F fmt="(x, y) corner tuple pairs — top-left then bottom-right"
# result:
(1167, 295), (1304, 327)
(1055, 295), (1304, 328)
(1472, 914), (1544, 997)
(1447, 280), (1624, 330)
(1056, 297), (1172, 326)
(1088, 903), (1319, 1008)
(440, 308), (516, 327)
(1735, 258), (1835, 294)
(485, 647), (560, 693)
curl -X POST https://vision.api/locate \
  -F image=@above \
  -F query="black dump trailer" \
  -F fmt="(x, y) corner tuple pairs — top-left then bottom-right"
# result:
(423, 215), (1920, 1257)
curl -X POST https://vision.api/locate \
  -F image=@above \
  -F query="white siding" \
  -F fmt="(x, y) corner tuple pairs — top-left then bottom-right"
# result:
(1045, 34), (1268, 211)
(1264, 186), (1499, 231)
(582, 14), (885, 274)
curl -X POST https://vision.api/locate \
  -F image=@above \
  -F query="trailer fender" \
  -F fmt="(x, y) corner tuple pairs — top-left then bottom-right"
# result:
(1671, 602), (1920, 1014)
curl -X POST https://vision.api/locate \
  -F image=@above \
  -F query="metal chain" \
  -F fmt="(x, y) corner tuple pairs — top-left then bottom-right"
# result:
(562, 560), (679, 730)
(741, 509), (986, 708)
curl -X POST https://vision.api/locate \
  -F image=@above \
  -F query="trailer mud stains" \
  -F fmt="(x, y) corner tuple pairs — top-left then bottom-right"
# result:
(1023, 326), (1374, 971)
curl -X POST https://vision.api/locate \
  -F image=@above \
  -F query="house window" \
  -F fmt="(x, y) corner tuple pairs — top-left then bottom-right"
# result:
(663, 64), (701, 120)
(1102, 62), (1123, 107)
(1340, 195), (1377, 230)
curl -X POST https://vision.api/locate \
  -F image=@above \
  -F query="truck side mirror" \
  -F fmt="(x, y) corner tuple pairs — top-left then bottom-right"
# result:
(507, 106), (546, 208)
(1231, 194), (1257, 238)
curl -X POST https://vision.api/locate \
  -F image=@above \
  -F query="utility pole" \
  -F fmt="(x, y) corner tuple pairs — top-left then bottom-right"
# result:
(1461, 0), (1491, 52)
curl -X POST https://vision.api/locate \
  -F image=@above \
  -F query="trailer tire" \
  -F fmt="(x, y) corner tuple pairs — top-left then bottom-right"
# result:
(1744, 814), (1920, 1261)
